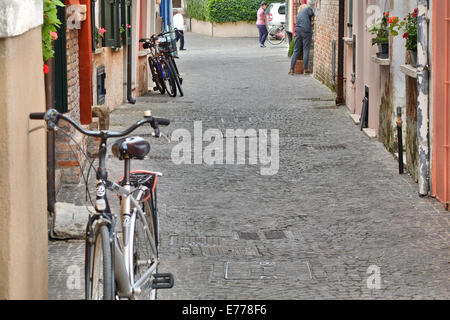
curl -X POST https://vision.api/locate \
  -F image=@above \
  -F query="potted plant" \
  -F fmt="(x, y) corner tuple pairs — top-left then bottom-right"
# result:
(389, 8), (418, 67)
(369, 12), (389, 58)
(288, 38), (304, 74)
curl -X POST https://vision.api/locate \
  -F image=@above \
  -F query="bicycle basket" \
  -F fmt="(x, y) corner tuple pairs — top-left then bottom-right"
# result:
(158, 35), (177, 54)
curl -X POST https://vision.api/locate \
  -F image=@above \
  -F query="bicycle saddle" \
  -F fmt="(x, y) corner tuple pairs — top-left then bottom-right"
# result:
(112, 136), (150, 160)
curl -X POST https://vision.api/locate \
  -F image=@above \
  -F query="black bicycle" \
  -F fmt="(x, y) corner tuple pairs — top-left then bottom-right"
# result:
(140, 30), (183, 97)
(30, 109), (173, 300)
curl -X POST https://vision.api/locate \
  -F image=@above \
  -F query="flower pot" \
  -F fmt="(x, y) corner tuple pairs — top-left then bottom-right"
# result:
(377, 43), (389, 58)
(409, 50), (418, 67)
(294, 60), (304, 74)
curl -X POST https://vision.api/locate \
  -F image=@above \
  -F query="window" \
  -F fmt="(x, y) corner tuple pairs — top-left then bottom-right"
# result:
(347, 0), (353, 37)
(91, 0), (102, 49)
(279, 5), (285, 15)
(120, 0), (132, 46)
(101, 0), (121, 47)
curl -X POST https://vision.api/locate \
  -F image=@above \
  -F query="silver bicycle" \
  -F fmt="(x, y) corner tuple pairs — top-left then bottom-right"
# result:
(267, 24), (287, 45)
(30, 109), (173, 300)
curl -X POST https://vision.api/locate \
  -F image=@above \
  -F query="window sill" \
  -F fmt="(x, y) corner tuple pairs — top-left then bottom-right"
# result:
(400, 64), (418, 78)
(94, 48), (104, 55)
(371, 55), (390, 66)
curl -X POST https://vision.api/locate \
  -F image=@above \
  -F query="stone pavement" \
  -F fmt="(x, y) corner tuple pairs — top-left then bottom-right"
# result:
(48, 33), (449, 300)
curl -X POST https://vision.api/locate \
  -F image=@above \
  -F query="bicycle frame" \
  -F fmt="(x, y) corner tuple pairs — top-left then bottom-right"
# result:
(84, 139), (161, 299)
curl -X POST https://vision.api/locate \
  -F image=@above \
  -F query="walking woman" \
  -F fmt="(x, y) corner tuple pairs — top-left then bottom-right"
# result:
(256, 2), (268, 48)
(289, 3), (315, 74)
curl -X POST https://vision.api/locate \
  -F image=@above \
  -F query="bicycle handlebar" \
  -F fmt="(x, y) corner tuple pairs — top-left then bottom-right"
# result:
(29, 109), (170, 139)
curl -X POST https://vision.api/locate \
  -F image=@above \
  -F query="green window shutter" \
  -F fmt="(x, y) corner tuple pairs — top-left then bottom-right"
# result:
(102, 0), (121, 47)
(121, 0), (132, 45)
(55, 4), (68, 113)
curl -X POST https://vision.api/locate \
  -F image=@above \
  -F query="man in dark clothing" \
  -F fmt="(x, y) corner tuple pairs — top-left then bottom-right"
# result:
(289, 5), (315, 74)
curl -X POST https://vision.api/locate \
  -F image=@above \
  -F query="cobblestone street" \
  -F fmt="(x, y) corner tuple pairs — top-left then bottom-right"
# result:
(49, 33), (449, 300)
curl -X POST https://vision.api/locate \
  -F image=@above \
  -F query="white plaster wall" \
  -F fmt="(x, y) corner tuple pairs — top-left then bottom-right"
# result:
(0, 0), (43, 38)
(391, 0), (417, 126)
(190, 19), (258, 38)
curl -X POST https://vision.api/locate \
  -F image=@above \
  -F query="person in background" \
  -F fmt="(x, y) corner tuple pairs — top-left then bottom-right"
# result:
(173, 9), (186, 51)
(289, 3), (315, 74)
(256, 1), (268, 48)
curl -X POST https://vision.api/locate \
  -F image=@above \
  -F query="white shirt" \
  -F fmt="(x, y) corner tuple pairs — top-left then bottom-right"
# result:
(173, 13), (185, 31)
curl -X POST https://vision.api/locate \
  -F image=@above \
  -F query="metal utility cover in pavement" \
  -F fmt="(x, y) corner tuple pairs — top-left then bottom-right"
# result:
(200, 245), (260, 257)
(223, 261), (313, 281)
(238, 231), (260, 240)
(263, 230), (286, 240)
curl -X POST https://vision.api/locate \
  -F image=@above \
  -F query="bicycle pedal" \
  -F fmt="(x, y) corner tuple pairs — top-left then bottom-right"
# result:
(151, 273), (174, 289)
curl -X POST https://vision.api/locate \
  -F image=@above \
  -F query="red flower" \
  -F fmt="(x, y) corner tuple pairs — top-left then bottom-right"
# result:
(385, 11), (389, 17)
(403, 33), (408, 38)
(50, 31), (58, 40)
(43, 64), (49, 74)
(389, 16), (397, 24)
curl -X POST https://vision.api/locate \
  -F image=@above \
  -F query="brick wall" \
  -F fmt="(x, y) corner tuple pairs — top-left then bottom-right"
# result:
(312, 0), (339, 88)
(55, 28), (98, 188)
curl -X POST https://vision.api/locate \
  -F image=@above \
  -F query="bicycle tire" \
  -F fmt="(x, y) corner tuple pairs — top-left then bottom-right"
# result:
(132, 195), (159, 300)
(86, 224), (114, 300)
(167, 55), (184, 97)
(149, 56), (166, 95)
(267, 26), (286, 45)
(158, 56), (177, 97)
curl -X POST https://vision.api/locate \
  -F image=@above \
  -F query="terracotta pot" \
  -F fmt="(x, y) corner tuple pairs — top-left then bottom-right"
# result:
(294, 60), (304, 74)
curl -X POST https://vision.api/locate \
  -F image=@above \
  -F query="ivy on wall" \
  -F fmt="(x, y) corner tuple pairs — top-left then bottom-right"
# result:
(187, 0), (279, 23)
(42, 0), (65, 62)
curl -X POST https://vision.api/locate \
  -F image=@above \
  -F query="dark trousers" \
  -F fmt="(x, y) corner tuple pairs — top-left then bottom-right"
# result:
(176, 30), (184, 50)
(257, 25), (268, 45)
(290, 30), (312, 70)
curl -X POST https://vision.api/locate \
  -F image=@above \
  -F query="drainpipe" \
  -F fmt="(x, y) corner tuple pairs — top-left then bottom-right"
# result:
(127, 43), (136, 104)
(127, 1), (136, 105)
(417, 0), (430, 196)
(45, 58), (56, 213)
(336, 0), (345, 105)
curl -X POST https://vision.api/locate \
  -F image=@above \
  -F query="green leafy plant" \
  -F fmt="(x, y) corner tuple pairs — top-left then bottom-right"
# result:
(389, 8), (418, 51)
(42, 0), (65, 62)
(186, 0), (278, 23)
(369, 12), (389, 45)
(288, 38), (302, 60)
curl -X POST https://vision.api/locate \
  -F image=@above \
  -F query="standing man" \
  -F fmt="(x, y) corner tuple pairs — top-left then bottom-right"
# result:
(289, 3), (315, 74)
(256, 2), (268, 48)
(173, 9), (186, 51)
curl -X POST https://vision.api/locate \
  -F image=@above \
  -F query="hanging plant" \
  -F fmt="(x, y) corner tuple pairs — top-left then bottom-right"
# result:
(42, 0), (65, 72)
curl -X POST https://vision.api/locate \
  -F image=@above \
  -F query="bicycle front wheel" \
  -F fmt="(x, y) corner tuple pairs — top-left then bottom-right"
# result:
(86, 224), (114, 300)
(167, 55), (184, 97)
(267, 27), (286, 45)
(132, 197), (159, 300)
(158, 56), (177, 97)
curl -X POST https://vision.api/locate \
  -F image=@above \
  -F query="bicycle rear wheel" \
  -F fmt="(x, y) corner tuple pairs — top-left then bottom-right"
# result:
(158, 56), (177, 97)
(267, 26), (286, 45)
(149, 56), (166, 95)
(85, 223), (114, 300)
(132, 194), (159, 300)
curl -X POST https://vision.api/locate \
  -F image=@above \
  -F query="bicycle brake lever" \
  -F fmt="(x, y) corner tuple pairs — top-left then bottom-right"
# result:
(160, 132), (171, 143)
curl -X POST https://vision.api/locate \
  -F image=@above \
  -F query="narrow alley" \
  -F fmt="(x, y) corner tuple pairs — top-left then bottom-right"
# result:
(49, 33), (449, 300)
